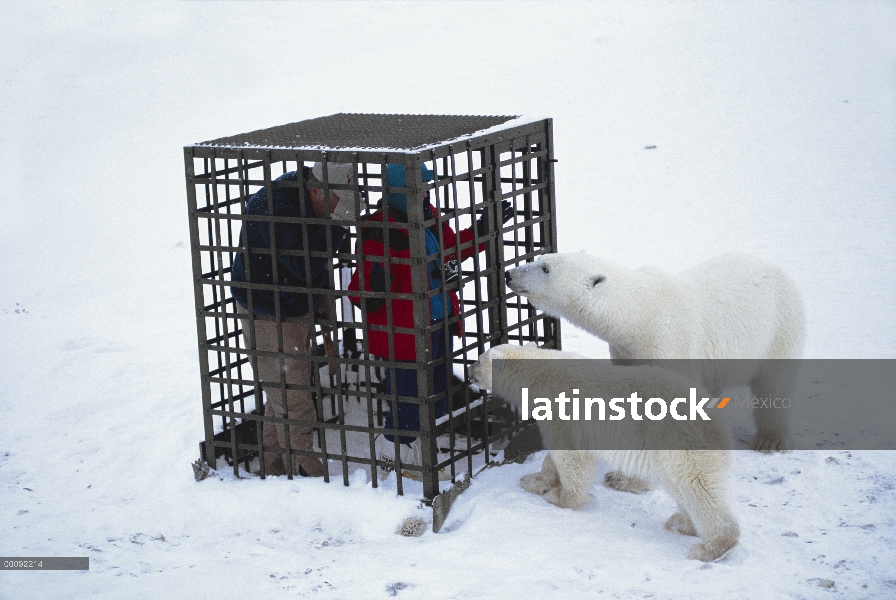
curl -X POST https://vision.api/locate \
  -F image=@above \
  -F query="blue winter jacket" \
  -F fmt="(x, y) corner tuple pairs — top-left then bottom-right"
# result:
(230, 169), (347, 317)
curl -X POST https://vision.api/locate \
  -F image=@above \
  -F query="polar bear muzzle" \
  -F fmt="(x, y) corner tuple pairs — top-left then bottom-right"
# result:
(505, 263), (541, 295)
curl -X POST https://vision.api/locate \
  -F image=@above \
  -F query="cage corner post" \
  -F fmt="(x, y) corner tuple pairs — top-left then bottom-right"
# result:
(402, 153), (439, 501)
(184, 145), (217, 470)
(542, 117), (562, 350)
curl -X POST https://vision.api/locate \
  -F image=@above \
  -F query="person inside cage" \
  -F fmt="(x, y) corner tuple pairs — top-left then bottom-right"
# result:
(347, 163), (513, 478)
(230, 162), (353, 478)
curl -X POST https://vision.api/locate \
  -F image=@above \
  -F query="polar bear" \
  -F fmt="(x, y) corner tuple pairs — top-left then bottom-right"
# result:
(469, 343), (739, 562)
(504, 251), (806, 453)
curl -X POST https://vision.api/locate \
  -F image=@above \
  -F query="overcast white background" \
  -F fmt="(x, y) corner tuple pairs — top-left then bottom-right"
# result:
(1, 2), (894, 598)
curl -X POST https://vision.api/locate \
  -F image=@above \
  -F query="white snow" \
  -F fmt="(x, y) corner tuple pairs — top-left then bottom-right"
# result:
(1, 1), (895, 598)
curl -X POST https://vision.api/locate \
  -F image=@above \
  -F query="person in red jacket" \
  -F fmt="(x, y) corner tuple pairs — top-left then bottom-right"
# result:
(348, 163), (512, 477)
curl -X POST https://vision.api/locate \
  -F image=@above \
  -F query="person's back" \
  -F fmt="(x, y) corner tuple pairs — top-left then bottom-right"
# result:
(231, 168), (347, 318)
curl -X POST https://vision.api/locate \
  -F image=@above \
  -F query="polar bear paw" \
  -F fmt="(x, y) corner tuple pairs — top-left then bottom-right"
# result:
(520, 472), (555, 496)
(542, 486), (588, 509)
(664, 511), (697, 537)
(604, 471), (652, 494)
(687, 540), (735, 563)
(749, 433), (790, 453)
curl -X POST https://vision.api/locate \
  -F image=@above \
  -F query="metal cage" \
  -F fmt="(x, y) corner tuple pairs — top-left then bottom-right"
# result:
(184, 113), (561, 502)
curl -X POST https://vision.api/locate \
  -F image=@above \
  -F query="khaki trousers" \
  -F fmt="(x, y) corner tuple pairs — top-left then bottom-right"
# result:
(238, 306), (322, 477)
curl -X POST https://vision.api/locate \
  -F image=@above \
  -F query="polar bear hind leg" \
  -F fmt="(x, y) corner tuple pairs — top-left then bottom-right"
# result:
(749, 360), (799, 452)
(750, 283), (805, 452)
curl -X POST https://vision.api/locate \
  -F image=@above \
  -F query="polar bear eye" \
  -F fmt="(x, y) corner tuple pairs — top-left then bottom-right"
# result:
(592, 276), (605, 286)
(542, 265), (550, 274)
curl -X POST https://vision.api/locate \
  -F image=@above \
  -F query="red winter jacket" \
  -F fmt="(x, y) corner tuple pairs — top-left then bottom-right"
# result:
(348, 205), (484, 360)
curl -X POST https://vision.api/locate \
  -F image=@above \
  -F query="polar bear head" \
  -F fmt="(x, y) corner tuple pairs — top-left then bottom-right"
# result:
(469, 343), (582, 392)
(504, 252), (631, 341)
(470, 344), (523, 391)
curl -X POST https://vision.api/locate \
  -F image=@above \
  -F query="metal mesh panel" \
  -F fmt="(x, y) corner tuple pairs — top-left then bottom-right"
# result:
(199, 113), (519, 151)
(185, 114), (560, 501)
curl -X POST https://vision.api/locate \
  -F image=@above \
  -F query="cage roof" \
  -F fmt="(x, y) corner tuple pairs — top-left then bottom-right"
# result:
(196, 113), (521, 151)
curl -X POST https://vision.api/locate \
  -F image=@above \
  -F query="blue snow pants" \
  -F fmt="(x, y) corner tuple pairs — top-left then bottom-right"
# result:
(383, 323), (452, 444)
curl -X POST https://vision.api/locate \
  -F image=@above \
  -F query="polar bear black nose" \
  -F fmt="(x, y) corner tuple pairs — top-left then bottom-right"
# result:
(505, 271), (513, 285)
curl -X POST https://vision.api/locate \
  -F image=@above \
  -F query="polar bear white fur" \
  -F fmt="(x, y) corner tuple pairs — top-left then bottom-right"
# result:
(469, 343), (739, 562)
(505, 251), (806, 452)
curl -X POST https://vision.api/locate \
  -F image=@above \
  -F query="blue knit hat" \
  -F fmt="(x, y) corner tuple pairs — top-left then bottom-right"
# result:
(385, 163), (434, 212)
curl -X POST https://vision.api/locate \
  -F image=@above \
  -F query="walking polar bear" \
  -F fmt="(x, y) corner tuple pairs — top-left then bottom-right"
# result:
(469, 343), (740, 562)
(504, 251), (806, 453)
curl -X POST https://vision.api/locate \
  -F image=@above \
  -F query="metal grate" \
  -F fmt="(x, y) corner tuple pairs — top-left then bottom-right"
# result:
(198, 113), (519, 150)
(184, 113), (560, 503)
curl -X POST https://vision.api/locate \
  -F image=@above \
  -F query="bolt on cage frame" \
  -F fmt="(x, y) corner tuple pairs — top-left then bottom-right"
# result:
(184, 113), (561, 501)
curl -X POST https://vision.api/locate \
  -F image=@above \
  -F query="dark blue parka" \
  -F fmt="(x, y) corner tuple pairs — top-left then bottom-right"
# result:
(230, 168), (347, 317)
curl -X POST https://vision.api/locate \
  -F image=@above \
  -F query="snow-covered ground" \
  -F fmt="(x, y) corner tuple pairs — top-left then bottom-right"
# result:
(2, 1), (895, 598)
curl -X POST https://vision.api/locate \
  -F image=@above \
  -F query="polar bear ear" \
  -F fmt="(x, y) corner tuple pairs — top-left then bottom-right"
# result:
(580, 249), (588, 254)
(524, 341), (539, 348)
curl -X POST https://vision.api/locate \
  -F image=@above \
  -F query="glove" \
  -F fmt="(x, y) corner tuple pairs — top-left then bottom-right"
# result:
(335, 236), (353, 269)
(475, 200), (514, 237)
(430, 258), (459, 285)
(361, 262), (386, 313)
(368, 262), (386, 293)
(442, 259), (459, 285)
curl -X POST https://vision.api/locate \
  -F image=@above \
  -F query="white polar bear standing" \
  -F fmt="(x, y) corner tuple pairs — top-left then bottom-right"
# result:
(504, 251), (806, 452)
(469, 343), (740, 562)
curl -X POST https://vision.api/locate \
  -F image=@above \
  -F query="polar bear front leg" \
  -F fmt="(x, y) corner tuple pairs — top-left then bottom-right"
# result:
(520, 453), (560, 496)
(541, 451), (596, 509)
(664, 459), (739, 562)
(750, 414), (789, 452)
(749, 369), (793, 452)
